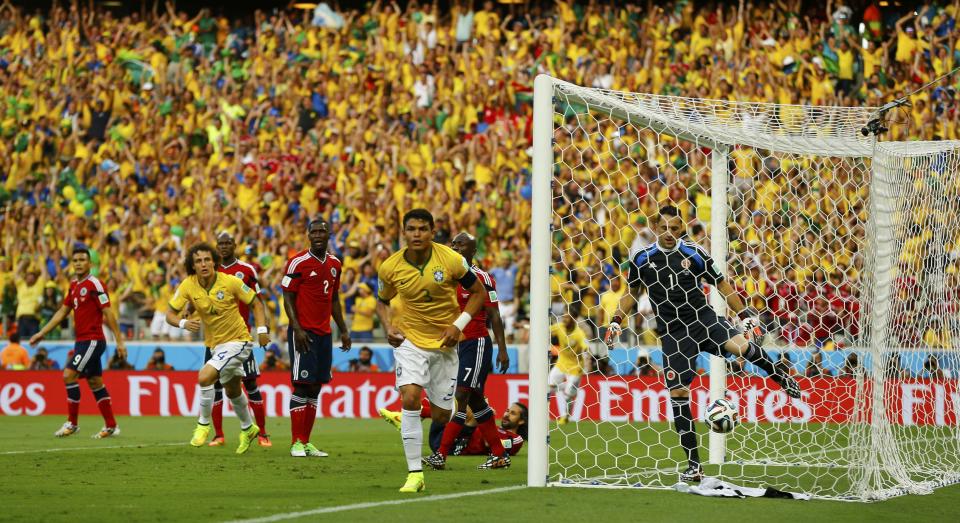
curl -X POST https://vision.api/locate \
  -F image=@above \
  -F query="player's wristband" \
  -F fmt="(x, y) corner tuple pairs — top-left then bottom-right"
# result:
(611, 315), (623, 326)
(452, 312), (473, 331)
(256, 326), (268, 335)
(178, 319), (188, 329)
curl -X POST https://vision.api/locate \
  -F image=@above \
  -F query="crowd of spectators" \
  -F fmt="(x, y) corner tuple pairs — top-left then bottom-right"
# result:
(0, 0), (957, 364)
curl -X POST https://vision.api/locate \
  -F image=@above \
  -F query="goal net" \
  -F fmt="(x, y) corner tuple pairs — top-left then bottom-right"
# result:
(527, 75), (960, 501)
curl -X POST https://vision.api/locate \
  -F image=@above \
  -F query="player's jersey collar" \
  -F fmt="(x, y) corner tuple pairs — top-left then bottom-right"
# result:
(221, 259), (238, 270)
(309, 249), (327, 264)
(656, 241), (679, 253)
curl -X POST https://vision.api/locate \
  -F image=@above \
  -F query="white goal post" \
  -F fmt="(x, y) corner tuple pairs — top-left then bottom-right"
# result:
(528, 74), (960, 501)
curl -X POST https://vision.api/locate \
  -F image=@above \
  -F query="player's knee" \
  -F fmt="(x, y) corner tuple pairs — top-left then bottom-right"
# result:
(467, 393), (488, 413)
(669, 388), (690, 400)
(399, 385), (422, 411)
(87, 377), (104, 389)
(454, 388), (472, 411)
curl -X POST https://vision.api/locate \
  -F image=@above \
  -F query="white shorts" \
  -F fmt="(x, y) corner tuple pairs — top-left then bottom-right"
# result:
(205, 341), (252, 384)
(394, 339), (458, 411)
(549, 366), (582, 398)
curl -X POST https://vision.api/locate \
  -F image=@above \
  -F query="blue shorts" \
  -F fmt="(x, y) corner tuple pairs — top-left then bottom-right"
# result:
(67, 340), (106, 377)
(660, 314), (739, 390)
(457, 336), (494, 391)
(288, 328), (333, 385)
(205, 347), (260, 379)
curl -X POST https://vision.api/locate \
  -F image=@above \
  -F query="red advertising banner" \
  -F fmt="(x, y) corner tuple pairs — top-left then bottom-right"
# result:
(0, 372), (957, 426)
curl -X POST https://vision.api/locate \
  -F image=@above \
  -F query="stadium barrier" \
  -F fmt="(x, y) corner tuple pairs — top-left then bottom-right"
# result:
(1, 372), (956, 425)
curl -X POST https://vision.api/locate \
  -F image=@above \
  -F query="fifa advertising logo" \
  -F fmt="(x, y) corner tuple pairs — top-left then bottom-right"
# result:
(433, 269), (445, 283)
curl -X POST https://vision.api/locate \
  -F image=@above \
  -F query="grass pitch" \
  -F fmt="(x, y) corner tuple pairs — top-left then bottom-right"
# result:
(2, 416), (957, 522)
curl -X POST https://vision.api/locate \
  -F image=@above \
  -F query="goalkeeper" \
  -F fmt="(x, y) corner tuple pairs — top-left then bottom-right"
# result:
(605, 206), (800, 483)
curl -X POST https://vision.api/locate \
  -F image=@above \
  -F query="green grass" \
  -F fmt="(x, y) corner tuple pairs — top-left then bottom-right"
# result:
(2, 416), (958, 522)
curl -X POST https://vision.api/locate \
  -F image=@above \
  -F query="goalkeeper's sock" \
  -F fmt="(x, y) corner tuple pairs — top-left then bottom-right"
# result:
(438, 411), (467, 457)
(743, 341), (776, 376)
(65, 382), (81, 426)
(198, 385), (216, 425)
(474, 405), (507, 457)
(671, 397), (700, 468)
(428, 419), (445, 453)
(401, 409), (424, 472)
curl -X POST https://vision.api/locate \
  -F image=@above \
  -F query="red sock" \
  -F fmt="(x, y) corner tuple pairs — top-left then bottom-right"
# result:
(92, 387), (116, 429)
(66, 382), (81, 426)
(303, 401), (317, 443)
(290, 407), (305, 444)
(438, 416), (465, 457)
(477, 417), (506, 457)
(212, 401), (225, 438)
(249, 400), (266, 435)
(420, 398), (432, 419)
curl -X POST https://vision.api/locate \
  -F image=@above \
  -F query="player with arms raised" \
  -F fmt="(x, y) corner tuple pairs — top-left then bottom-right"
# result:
(282, 218), (351, 458)
(422, 232), (510, 470)
(166, 243), (270, 454)
(376, 209), (487, 493)
(204, 232), (272, 448)
(606, 205), (800, 482)
(31, 248), (126, 438)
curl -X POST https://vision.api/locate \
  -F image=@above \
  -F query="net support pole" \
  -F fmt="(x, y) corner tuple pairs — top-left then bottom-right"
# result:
(528, 74), (554, 487)
(708, 146), (730, 465)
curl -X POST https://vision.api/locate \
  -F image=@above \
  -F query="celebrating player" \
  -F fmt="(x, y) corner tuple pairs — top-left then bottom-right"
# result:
(376, 209), (488, 493)
(30, 248), (126, 439)
(166, 243), (270, 454)
(204, 232), (272, 448)
(605, 205), (800, 482)
(282, 218), (351, 458)
(548, 313), (590, 425)
(422, 232), (511, 470)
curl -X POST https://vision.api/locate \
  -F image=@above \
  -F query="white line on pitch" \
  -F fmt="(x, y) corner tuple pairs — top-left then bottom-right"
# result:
(0, 442), (185, 455)
(225, 485), (527, 523)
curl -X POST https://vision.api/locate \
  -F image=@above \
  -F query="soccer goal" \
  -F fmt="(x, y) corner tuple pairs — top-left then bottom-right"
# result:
(527, 74), (960, 501)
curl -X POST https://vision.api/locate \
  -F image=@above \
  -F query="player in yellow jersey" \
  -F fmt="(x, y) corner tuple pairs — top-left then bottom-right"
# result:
(376, 209), (487, 493)
(165, 243), (270, 455)
(549, 313), (589, 425)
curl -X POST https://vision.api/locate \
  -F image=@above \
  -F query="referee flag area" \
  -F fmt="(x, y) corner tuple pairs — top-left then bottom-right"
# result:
(0, 415), (957, 522)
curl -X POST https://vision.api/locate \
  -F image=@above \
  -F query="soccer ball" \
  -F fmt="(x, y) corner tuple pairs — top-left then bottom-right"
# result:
(705, 398), (739, 434)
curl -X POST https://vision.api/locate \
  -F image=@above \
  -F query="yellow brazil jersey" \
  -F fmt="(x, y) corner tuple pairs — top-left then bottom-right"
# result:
(168, 273), (256, 348)
(551, 323), (588, 376)
(377, 242), (471, 351)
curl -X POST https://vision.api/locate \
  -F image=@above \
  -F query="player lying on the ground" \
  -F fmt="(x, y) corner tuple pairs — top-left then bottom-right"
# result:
(606, 205), (800, 483)
(380, 399), (527, 458)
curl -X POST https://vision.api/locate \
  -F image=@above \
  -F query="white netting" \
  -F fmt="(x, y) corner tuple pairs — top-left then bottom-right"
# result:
(540, 80), (960, 501)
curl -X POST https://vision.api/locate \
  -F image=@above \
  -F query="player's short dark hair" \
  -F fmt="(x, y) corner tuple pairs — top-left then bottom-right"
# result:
(308, 216), (328, 230)
(658, 205), (681, 219)
(71, 248), (91, 260)
(514, 402), (528, 440)
(184, 243), (221, 276)
(402, 208), (434, 229)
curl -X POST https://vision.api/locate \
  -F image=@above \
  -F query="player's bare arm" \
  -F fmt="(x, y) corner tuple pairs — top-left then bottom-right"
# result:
(331, 288), (351, 352)
(250, 297), (269, 348)
(101, 306), (127, 358)
(375, 298), (405, 347)
(29, 304), (70, 345)
(440, 277), (485, 347)
(716, 279), (746, 316)
(283, 289), (309, 353)
(486, 302), (510, 373)
(166, 305), (200, 332)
